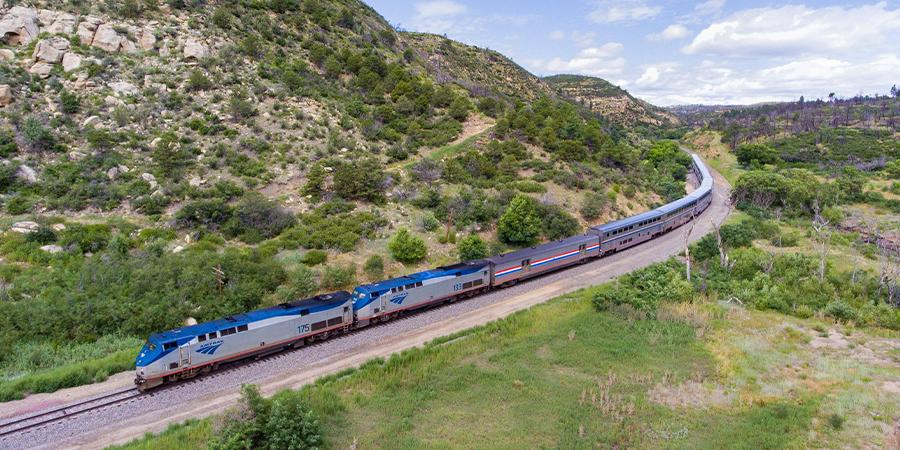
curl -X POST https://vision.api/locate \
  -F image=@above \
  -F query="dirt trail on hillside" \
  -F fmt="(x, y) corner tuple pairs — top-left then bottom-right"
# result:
(33, 154), (732, 450)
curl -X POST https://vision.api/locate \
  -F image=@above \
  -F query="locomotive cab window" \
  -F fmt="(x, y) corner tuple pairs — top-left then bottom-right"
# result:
(163, 342), (177, 350)
(208, 332), (217, 339)
(198, 334), (207, 342)
(145, 341), (156, 351)
(237, 324), (249, 332)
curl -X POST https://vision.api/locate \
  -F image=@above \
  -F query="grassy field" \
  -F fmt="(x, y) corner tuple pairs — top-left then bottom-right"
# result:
(681, 130), (743, 185)
(108, 283), (900, 450)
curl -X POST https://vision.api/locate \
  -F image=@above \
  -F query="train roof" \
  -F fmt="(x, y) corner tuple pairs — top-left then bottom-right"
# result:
(590, 209), (663, 233)
(150, 291), (353, 343)
(656, 195), (696, 214)
(355, 259), (491, 293)
(484, 234), (596, 264)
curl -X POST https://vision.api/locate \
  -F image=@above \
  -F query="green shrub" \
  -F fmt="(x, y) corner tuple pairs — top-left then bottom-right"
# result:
(0, 128), (18, 158)
(498, 194), (540, 244)
(224, 193), (297, 240)
(457, 234), (487, 261)
(389, 228), (427, 264)
(363, 254), (384, 280)
(176, 199), (233, 230)
(516, 181), (546, 193)
(188, 70), (213, 91)
(59, 89), (79, 114)
(300, 249), (328, 266)
(21, 116), (56, 152)
(321, 264), (356, 290)
(275, 266), (318, 302)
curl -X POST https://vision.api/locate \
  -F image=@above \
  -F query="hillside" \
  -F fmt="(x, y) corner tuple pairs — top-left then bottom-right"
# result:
(544, 74), (680, 128)
(0, 0), (693, 401)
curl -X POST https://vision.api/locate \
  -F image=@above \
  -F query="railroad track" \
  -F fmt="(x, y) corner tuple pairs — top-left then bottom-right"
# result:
(0, 388), (143, 438)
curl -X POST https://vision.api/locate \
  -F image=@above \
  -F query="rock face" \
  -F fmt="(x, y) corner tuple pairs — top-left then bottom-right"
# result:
(92, 24), (124, 53)
(15, 164), (38, 183)
(62, 52), (82, 72)
(183, 39), (210, 60)
(83, 116), (101, 127)
(40, 244), (63, 254)
(140, 29), (156, 50)
(0, 49), (13, 60)
(46, 13), (77, 35)
(0, 84), (12, 106)
(0, 6), (39, 46)
(28, 62), (53, 79)
(32, 38), (68, 63)
(68, 151), (87, 161)
(76, 18), (100, 46)
(109, 81), (138, 96)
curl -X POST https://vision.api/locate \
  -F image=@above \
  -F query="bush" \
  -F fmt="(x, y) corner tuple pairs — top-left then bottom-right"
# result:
(229, 95), (257, 119)
(300, 249), (328, 266)
(321, 264), (356, 290)
(389, 228), (427, 264)
(208, 385), (322, 450)
(364, 254), (384, 280)
(580, 192), (607, 219)
(21, 116), (56, 152)
(59, 90), (79, 114)
(498, 194), (541, 244)
(457, 234), (487, 261)
(419, 212), (439, 232)
(275, 266), (318, 302)
(225, 193), (297, 240)
(175, 199), (233, 230)
(188, 70), (213, 91)
(0, 128), (17, 158)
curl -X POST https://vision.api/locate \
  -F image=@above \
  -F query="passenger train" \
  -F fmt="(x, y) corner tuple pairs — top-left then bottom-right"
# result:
(134, 153), (714, 390)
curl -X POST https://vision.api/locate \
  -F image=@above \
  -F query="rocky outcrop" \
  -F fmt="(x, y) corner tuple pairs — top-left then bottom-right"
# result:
(92, 24), (125, 53)
(76, 18), (100, 46)
(0, 7), (39, 46)
(0, 84), (12, 106)
(140, 30), (156, 50)
(109, 81), (138, 96)
(62, 52), (82, 72)
(183, 39), (210, 60)
(0, 49), (13, 60)
(28, 62), (53, 79)
(15, 164), (39, 183)
(45, 13), (78, 35)
(32, 37), (70, 64)
(83, 116), (101, 127)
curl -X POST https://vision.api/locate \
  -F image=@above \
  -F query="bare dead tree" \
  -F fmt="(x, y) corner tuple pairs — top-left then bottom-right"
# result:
(761, 232), (782, 274)
(810, 202), (833, 280)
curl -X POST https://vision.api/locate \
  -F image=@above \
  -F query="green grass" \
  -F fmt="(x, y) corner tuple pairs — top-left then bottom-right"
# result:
(107, 420), (212, 450)
(0, 347), (139, 402)
(403, 129), (487, 170)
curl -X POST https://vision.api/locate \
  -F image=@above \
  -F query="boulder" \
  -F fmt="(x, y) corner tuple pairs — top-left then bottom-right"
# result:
(61, 52), (82, 72)
(109, 81), (138, 96)
(141, 173), (156, 183)
(40, 244), (63, 254)
(183, 39), (209, 60)
(76, 18), (99, 46)
(32, 39), (64, 63)
(172, 245), (184, 253)
(117, 164), (130, 173)
(104, 95), (125, 108)
(0, 49), (14, 60)
(67, 151), (87, 161)
(188, 177), (206, 187)
(185, 317), (198, 326)
(150, 137), (162, 148)
(37, 10), (58, 27)
(28, 62), (53, 79)
(140, 29), (156, 50)
(12, 221), (39, 232)
(91, 24), (124, 53)
(51, 223), (66, 231)
(83, 116), (101, 127)
(0, 6), (39, 46)
(120, 38), (139, 54)
(107, 166), (119, 180)
(0, 84), (12, 106)
(158, 40), (170, 57)
(15, 164), (38, 183)
(46, 13), (78, 35)
(73, 73), (92, 90)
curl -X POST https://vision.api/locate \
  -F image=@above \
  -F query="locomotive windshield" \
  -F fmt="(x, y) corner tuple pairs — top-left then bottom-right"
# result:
(145, 340), (156, 351)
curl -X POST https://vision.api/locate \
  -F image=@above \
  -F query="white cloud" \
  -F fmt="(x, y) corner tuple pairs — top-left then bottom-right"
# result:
(411, 1), (469, 34)
(694, 0), (724, 16)
(647, 24), (690, 41)
(549, 30), (565, 40)
(630, 54), (900, 106)
(588, 0), (661, 24)
(570, 31), (596, 47)
(682, 3), (900, 58)
(525, 44), (627, 77)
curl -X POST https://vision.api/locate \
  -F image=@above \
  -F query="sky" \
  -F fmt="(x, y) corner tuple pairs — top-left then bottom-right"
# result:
(361, 0), (900, 106)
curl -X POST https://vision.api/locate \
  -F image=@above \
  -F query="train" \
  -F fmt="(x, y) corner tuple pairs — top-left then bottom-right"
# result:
(134, 153), (714, 390)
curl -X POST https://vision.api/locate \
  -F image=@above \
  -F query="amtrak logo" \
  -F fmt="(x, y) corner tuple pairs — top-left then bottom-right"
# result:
(195, 341), (224, 355)
(389, 294), (408, 305)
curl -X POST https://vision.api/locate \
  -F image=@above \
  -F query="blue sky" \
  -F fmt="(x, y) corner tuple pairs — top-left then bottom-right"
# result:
(362, 0), (900, 106)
